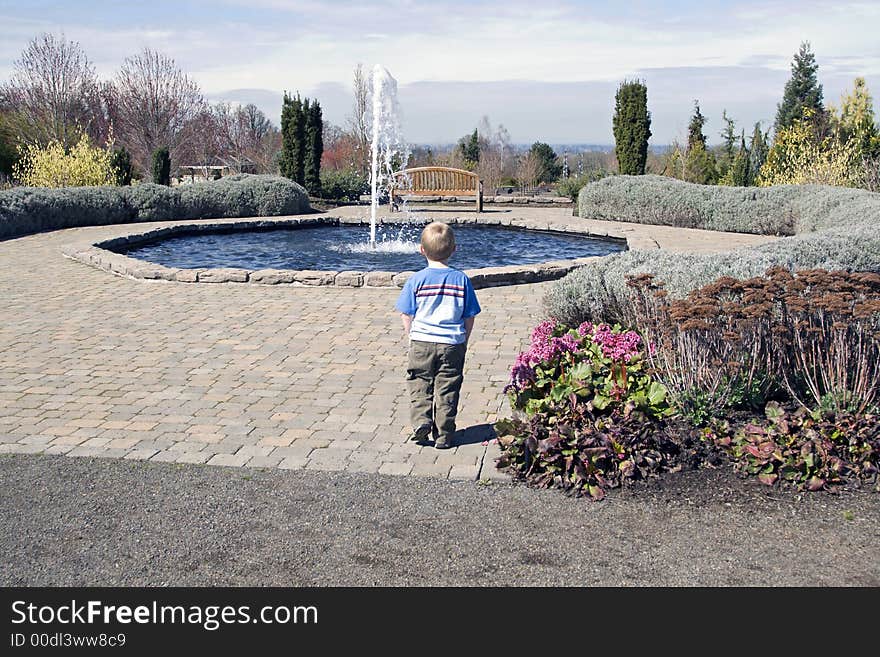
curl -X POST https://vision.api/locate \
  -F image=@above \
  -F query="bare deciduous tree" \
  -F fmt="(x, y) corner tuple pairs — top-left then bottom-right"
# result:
(322, 122), (361, 171)
(473, 116), (514, 192)
(0, 33), (102, 147)
(476, 149), (503, 195)
(516, 151), (542, 192)
(345, 63), (371, 175)
(112, 48), (205, 175)
(182, 106), (224, 174)
(239, 103), (273, 144)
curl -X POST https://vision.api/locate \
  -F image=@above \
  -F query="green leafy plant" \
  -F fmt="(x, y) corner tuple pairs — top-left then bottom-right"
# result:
(496, 320), (676, 499)
(495, 400), (681, 501)
(712, 401), (879, 491)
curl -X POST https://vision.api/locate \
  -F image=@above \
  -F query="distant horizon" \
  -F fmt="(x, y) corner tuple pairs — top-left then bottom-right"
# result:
(405, 142), (675, 156)
(3, 0), (879, 143)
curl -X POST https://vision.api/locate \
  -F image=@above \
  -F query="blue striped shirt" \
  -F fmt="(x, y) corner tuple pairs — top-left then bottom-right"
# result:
(395, 264), (481, 344)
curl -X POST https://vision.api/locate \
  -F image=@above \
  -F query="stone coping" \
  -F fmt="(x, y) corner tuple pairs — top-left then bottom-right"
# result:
(60, 215), (628, 289)
(357, 194), (573, 205)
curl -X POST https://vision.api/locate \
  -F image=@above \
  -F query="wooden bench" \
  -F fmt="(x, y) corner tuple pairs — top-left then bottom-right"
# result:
(390, 166), (483, 212)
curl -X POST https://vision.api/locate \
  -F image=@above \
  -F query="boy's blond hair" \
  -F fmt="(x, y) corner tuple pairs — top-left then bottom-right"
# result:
(420, 222), (456, 261)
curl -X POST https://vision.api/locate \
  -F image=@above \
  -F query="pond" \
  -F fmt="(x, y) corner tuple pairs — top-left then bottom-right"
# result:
(115, 223), (625, 272)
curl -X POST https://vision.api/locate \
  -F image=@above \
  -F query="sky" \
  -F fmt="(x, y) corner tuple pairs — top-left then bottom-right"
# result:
(1, 0), (878, 145)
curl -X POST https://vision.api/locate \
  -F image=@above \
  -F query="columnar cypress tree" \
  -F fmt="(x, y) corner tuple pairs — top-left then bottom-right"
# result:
(775, 41), (825, 133)
(280, 92), (305, 185)
(749, 122), (770, 184)
(279, 92), (294, 179)
(304, 99), (323, 195)
(0, 112), (17, 179)
(151, 146), (170, 185)
(612, 80), (651, 174)
(110, 147), (132, 185)
(292, 96), (306, 185)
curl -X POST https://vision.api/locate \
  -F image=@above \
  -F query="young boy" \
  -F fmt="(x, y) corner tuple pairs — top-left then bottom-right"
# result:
(395, 222), (481, 449)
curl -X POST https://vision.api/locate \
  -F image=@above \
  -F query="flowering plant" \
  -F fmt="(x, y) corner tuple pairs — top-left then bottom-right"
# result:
(505, 320), (669, 420)
(496, 320), (675, 500)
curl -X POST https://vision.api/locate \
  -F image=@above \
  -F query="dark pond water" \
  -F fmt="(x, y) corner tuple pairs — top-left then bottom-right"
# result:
(117, 223), (624, 272)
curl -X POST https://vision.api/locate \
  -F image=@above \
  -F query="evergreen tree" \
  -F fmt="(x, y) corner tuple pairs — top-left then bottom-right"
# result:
(727, 132), (751, 187)
(110, 147), (132, 186)
(749, 122), (770, 185)
(775, 41), (825, 133)
(833, 77), (880, 157)
(458, 129), (480, 168)
(612, 79), (651, 175)
(719, 110), (737, 176)
(280, 92), (305, 185)
(304, 99), (324, 196)
(151, 146), (170, 185)
(295, 97), (307, 185)
(661, 141), (686, 179)
(0, 112), (18, 179)
(529, 142), (562, 182)
(279, 92), (294, 180)
(684, 144), (718, 184)
(687, 100), (708, 151)
(684, 101), (716, 184)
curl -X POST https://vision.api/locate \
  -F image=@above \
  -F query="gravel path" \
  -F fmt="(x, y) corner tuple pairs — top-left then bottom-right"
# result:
(2, 453), (877, 587)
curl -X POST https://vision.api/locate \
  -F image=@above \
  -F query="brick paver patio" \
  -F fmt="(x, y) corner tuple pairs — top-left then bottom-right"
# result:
(0, 206), (774, 480)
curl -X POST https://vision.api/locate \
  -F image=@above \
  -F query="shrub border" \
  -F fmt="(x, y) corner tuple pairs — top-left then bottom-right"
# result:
(60, 215), (629, 289)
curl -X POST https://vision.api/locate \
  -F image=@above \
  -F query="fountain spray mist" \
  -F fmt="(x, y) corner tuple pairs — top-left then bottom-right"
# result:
(369, 65), (409, 247)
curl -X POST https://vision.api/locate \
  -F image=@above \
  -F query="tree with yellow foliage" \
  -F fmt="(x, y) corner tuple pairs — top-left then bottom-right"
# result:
(829, 77), (880, 158)
(757, 108), (862, 187)
(13, 133), (116, 187)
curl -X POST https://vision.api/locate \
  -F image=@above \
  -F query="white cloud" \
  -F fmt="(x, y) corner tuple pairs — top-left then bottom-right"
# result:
(1, 1), (878, 142)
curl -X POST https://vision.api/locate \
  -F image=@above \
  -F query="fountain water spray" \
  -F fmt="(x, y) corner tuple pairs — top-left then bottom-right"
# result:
(369, 65), (409, 247)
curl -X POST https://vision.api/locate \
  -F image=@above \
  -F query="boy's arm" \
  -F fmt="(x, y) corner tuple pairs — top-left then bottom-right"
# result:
(464, 316), (475, 345)
(401, 313), (413, 337)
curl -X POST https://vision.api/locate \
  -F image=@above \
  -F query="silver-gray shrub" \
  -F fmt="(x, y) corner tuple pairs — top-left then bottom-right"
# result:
(577, 175), (880, 236)
(172, 174), (310, 219)
(0, 174), (310, 239)
(0, 186), (134, 239)
(550, 176), (880, 326)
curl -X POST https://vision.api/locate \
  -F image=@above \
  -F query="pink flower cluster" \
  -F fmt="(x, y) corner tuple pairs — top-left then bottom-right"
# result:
(527, 320), (580, 363)
(589, 323), (643, 362)
(508, 321), (579, 390)
(507, 320), (644, 392)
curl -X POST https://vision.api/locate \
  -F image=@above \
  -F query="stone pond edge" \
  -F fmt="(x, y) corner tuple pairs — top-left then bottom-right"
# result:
(59, 214), (632, 289)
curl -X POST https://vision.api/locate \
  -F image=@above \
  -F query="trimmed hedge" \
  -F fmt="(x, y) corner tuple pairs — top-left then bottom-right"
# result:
(0, 174), (310, 240)
(548, 176), (880, 326)
(577, 174), (880, 236)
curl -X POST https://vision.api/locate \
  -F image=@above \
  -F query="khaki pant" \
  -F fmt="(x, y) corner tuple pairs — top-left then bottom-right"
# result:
(406, 340), (468, 438)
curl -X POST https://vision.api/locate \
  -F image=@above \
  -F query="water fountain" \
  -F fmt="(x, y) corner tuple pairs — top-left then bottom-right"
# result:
(369, 65), (410, 248)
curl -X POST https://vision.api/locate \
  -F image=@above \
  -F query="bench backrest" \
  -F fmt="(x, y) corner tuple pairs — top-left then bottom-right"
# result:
(392, 167), (480, 193)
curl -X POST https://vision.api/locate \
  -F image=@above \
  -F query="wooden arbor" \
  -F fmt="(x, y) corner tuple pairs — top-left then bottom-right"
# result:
(390, 166), (483, 212)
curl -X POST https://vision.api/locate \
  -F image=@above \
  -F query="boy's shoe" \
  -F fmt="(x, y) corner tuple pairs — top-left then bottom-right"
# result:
(409, 424), (433, 443)
(434, 434), (454, 450)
